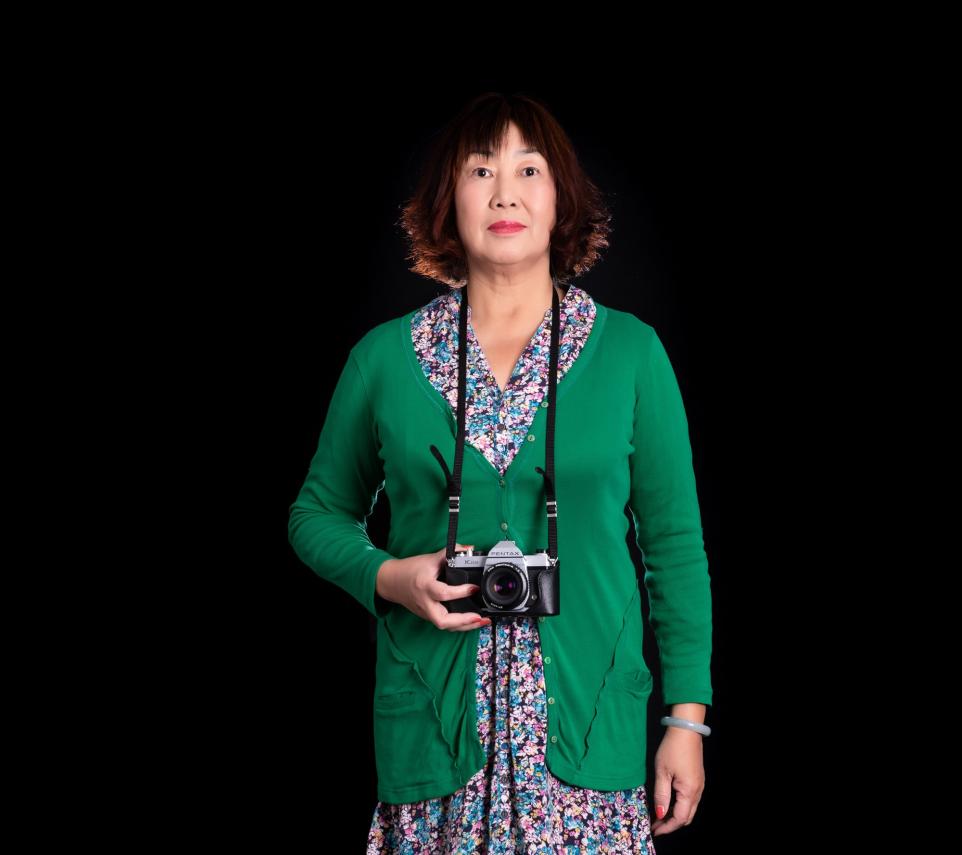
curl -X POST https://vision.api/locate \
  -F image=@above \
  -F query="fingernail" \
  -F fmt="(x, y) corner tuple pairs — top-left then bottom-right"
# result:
(655, 805), (666, 819)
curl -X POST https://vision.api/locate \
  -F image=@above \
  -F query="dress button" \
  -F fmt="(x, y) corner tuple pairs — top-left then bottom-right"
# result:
(544, 656), (551, 665)
(527, 434), (535, 442)
(547, 697), (555, 705)
(500, 522), (508, 531)
(551, 735), (558, 743)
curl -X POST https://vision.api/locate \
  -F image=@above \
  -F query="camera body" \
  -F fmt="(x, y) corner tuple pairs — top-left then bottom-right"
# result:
(442, 540), (559, 617)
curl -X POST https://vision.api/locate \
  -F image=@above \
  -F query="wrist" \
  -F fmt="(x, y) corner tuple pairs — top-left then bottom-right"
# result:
(663, 722), (705, 738)
(376, 558), (398, 601)
(669, 702), (706, 724)
(660, 713), (712, 737)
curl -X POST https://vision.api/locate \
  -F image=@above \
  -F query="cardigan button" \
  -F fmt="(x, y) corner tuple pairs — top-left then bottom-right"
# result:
(547, 697), (555, 705)
(527, 434), (535, 442)
(538, 616), (545, 623)
(499, 478), (505, 487)
(544, 656), (551, 665)
(500, 522), (508, 531)
(541, 400), (549, 408)
(551, 735), (558, 743)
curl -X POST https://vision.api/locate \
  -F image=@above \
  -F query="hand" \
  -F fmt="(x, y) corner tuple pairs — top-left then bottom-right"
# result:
(649, 727), (705, 836)
(376, 544), (492, 632)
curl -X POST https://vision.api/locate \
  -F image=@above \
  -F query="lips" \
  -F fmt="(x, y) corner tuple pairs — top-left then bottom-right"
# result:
(489, 221), (526, 234)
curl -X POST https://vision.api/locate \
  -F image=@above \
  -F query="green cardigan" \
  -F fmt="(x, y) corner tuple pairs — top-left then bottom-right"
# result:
(287, 297), (713, 804)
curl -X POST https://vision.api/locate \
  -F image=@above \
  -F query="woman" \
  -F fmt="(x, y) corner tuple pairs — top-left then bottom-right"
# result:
(288, 92), (713, 853)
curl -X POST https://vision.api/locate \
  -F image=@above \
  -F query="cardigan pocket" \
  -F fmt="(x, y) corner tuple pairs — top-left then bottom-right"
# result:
(577, 666), (653, 780)
(373, 617), (465, 798)
(605, 668), (652, 693)
(373, 689), (421, 711)
(373, 686), (455, 796)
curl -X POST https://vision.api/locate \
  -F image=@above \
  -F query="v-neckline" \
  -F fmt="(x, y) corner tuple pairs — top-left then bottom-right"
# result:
(402, 293), (607, 483)
(464, 298), (554, 401)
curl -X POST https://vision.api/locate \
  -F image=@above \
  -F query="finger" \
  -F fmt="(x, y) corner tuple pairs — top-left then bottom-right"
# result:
(652, 813), (686, 836)
(426, 598), (490, 632)
(430, 579), (482, 602)
(651, 790), (697, 836)
(429, 580), (488, 629)
(459, 613), (492, 631)
(668, 789), (695, 826)
(652, 772), (673, 825)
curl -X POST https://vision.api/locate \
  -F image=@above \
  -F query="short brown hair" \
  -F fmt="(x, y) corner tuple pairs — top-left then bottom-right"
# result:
(398, 91), (612, 289)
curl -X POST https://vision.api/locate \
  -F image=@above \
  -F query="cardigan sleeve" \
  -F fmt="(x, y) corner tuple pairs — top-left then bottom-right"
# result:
(628, 326), (713, 707)
(288, 349), (397, 620)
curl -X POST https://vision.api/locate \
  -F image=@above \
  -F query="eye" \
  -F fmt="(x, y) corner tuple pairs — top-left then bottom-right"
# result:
(471, 165), (542, 178)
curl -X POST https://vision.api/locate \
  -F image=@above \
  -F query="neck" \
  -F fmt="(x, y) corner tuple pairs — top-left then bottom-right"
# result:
(463, 274), (564, 330)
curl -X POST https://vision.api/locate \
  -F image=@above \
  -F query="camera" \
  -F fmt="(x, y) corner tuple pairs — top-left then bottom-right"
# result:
(442, 540), (559, 617)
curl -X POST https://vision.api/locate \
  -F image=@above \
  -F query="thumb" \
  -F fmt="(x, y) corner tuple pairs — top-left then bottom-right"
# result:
(653, 773), (672, 820)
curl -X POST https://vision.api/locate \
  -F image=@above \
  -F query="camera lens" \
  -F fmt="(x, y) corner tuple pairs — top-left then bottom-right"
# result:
(485, 563), (527, 609)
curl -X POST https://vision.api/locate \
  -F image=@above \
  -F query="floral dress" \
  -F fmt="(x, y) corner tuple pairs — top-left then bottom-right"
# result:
(367, 284), (657, 855)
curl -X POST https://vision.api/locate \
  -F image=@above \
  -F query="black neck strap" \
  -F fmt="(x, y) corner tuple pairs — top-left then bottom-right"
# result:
(430, 281), (560, 561)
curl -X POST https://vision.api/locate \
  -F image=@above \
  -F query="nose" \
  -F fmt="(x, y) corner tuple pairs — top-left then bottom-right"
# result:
(492, 175), (519, 209)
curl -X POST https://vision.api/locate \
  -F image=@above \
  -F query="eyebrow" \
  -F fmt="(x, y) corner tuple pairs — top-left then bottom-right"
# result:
(468, 146), (542, 158)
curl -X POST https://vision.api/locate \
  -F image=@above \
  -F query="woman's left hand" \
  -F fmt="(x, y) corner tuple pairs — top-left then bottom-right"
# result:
(649, 728), (705, 836)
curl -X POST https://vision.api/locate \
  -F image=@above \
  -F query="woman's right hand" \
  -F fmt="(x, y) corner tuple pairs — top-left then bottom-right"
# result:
(376, 544), (492, 632)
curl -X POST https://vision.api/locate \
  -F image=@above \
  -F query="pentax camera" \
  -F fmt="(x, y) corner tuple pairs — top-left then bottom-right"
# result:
(442, 540), (559, 618)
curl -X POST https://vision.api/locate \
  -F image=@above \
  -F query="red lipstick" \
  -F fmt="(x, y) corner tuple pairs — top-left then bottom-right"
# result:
(488, 221), (526, 234)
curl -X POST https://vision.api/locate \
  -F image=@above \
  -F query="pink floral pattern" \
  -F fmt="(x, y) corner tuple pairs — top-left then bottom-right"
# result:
(366, 285), (657, 853)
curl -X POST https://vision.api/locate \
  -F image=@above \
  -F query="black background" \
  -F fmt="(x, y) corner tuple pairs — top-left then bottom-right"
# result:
(144, 49), (902, 853)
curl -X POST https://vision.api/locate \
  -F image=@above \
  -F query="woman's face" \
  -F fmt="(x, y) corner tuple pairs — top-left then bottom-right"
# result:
(453, 121), (556, 277)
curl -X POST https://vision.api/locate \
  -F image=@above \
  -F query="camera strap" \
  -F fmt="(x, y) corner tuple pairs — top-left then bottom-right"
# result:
(430, 280), (560, 563)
